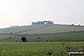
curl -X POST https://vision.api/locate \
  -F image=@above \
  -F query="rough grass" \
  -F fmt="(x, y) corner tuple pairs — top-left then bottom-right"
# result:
(0, 25), (84, 34)
(22, 26), (84, 34)
(0, 35), (18, 42)
(1, 32), (84, 42)
(0, 42), (84, 56)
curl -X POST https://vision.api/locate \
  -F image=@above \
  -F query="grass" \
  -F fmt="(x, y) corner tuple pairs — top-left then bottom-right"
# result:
(0, 25), (52, 33)
(0, 25), (84, 56)
(22, 25), (84, 34)
(0, 42), (84, 56)
(2, 32), (84, 42)
(0, 32), (84, 42)
(0, 25), (84, 34)
(0, 35), (18, 42)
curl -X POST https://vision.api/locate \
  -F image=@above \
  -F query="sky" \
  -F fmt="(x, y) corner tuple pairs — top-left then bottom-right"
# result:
(0, 0), (84, 28)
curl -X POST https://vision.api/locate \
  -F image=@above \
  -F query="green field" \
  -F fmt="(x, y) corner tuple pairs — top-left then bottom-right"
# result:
(0, 32), (84, 42)
(0, 24), (84, 42)
(0, 25), (84, 56)
(22, 25), (84, 34)
(0, 42), (84, 56)
(0, 24), (84, 34)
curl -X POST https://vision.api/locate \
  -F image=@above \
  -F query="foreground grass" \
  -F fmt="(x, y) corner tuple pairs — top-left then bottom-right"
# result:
(0, 42), (84, 56)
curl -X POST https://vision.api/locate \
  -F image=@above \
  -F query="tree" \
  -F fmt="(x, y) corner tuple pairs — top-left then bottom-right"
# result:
(38, 37), (40, 39)
(78, 24), (80, 27)
(21, 37), (27, 42)
(71, 24), (74, 26)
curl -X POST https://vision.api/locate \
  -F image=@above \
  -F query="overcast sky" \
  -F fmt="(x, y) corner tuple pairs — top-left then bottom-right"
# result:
(0, 0), (84, 28)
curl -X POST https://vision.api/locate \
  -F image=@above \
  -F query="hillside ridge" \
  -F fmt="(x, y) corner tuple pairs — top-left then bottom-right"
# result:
(0, 24), (84, 34)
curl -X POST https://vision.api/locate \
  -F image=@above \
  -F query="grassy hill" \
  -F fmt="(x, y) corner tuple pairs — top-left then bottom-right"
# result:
(0, 25), (84, 56)
(0, 32), (84, 42)
(0, 24), (84, 42)
(0, 24), (84, 34)
(22, 25), (84, 34)
(0, 24), (54, 33)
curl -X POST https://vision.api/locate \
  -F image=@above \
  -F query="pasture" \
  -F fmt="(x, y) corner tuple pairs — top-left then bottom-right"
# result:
(0, 42), (84, 56)
(0, 24), (84, 56)
(22, 25), (84, 34)
(0, 32), (84, 42)
(0, 24), (84, 34)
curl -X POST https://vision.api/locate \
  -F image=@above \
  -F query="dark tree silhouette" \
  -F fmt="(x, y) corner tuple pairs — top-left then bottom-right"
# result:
(78, 24), (80, 27)
(71, 24), (74, 26)
(38, 37), (40, 39)
(21, 37), (27, 42)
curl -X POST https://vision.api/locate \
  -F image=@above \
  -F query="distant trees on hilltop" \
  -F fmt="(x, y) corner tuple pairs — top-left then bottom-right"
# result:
(32, 21), (54, 25)
(71, 24), (81, 27)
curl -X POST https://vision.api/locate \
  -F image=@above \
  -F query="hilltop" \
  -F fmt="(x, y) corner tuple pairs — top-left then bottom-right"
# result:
(0, 24), (84, 34)
(0, 24), (84, 42)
